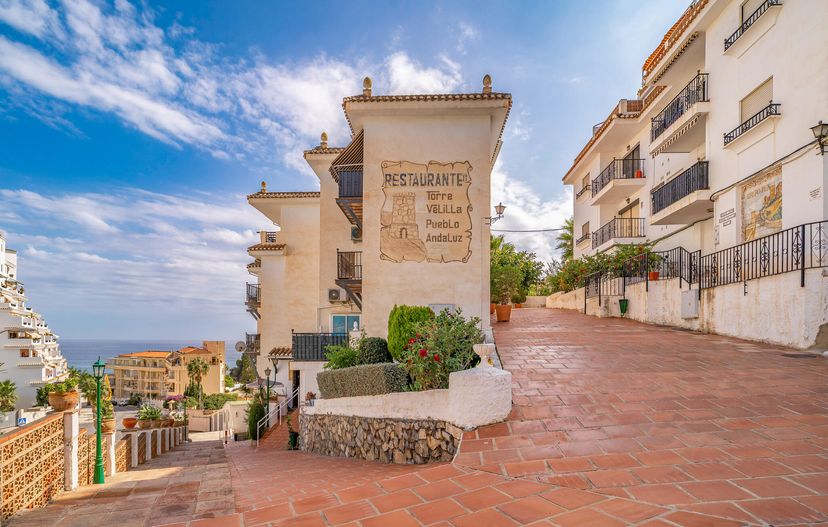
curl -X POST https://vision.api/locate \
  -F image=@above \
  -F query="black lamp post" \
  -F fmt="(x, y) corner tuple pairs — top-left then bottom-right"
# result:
(811, 121), (828, 155)
(92, 357), (106, 484)
(264, 366), (271, 428)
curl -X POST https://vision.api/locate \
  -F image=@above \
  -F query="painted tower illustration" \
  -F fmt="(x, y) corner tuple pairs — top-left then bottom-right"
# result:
(389, 192), (420, 240)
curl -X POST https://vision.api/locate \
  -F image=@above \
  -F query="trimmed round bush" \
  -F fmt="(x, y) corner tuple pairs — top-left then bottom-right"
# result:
(357, 337), (392, 364)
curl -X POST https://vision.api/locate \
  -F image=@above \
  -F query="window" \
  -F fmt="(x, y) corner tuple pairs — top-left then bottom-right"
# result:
(581, 175), (589, 191)
(332, 314), (360, 333)
(581, 222), (590, 237)
(741, 78), (773, 122)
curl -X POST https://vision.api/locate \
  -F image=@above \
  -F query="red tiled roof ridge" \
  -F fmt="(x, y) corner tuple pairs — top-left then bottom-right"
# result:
(247, 191), (320, 200)
(248, 242), (287, 252)
(642, 0), (709, 78)
(303, 146), (346, 156)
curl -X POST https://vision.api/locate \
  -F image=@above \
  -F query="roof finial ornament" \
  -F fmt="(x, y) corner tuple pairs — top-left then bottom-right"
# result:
(482, 74), (492, 94)
(261, 181), (267, 192)
(320, 131), (328, 148)
(363, 76), (372, 97)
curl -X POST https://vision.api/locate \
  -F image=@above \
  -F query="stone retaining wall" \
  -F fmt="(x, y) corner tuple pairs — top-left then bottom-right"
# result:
(300, 414), (462, 464)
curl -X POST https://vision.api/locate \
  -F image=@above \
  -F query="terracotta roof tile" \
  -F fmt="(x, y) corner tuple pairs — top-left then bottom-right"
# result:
(269, 347), (292, 358)
(642, 0), (709, 79)
(178, 346), (211, 355)
(248, 242), (287, 252)
(247, 191), (320, 200)
(117, 351), (171, 359)
(303, 146), (346, 157)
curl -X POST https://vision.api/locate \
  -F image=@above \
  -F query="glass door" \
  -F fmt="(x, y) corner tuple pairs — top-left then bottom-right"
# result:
(332, 314), (360, 334)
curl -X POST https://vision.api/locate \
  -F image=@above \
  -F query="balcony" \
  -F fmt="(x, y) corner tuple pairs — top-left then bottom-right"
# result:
(592, 218), (646, 251)
(724, 0), (782, 51)
(246, 282), (261, 320)
(336, 250), (362, 310)
(651, 161), (712, 225)
(292, 332), (349, 362)
(724, 103), (780, 146)
(591, 158), (646, 205)
(650, 73), (709, 155)
(334, 164), (363, 230)
(576, 233), (591, 246)
(575, 184), (591, 201)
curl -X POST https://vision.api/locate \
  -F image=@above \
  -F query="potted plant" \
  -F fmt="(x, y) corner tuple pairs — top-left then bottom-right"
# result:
(47, 378), (80, 412)
(305, 391), (316, 407)
(491, 265), (521, 323)
(137, 404), (161, 428)
(100, 401), (116, 433)
(286, 415), (299, 450)
(648, 252), (663, 281)
(511, 288), (527, 309)
(123, 416), (138, 429)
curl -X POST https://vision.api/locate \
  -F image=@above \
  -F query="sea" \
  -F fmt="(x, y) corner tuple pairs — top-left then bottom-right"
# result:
(59, 339), (238, 371)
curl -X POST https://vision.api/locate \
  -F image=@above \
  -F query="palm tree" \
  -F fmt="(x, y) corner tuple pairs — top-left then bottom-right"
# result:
(0, 380), (17, 412)
(555, 217), (574, 261)
(187, 358), (210, 409)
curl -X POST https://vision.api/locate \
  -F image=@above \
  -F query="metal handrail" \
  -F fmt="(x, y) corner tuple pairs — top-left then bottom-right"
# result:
(724, 0), (781, 50)
(575, 185), (591, 199)
(592, 218), (646, 249)
(335, 164), (363, 199)
(592, 159), (645, 197)
(292, 332), (349, 361)
(256, 385), (300, 448)
(650, 73), (709, 142)
(337, 251), (362, 280)
(724, 103), (780, 145)
(651, 161), (709, 214)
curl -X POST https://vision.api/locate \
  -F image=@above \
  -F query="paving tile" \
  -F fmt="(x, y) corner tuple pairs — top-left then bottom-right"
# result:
(661, 511), (744, 527)
(551, 508), (626, 527)
(498, 495), (564, 524)
(370, 489), (423, 513)
(451, 508), (519, 527)
(493, 480), (550, 498)
(632, 465), (690, 484)
(679, 480), (754, 501)
(322, 500), (375, 524)
(409, 498), (466, 524)
(539, 488), (605, 510)
(592, 498), (664, 523)
(361, 510), (420, 527)
(734, 476), (814, 497)
(414, 479), (466, 501)
(625, 484), (696, 506)
(738, 497), (827, 525)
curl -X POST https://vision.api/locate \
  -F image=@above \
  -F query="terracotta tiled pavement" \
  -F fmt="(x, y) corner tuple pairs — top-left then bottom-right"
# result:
(14, 309), (828, 526)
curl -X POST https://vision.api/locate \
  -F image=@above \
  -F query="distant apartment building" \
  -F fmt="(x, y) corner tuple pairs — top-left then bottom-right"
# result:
(559, 0), (828, 348)
(0, 233), (69, 409)
(108, 341), (226, 400)
(245, 76), (511, 401)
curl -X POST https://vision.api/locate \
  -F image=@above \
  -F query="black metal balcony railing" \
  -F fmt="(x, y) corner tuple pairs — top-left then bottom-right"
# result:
(245, 333), (259, 353)
(576, 233), (591, 245)
(575, 185), (591, 200)
(592, 218), (646, 249)
(292, 332), (349, 361)
(337, 251), (362, 280)
(337, 165), (363, 198)
(651, 73), (709, 142)
(724, 103), (780, 145)
(246, 283), (260, 304)
(263, 231), (278, 243)
(651, 161), (710, 215)
(592, 158), (646, 197)
(724, 0), (781, 51)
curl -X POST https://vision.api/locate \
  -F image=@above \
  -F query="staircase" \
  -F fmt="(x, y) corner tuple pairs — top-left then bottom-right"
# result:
(257, 408), (299, 450)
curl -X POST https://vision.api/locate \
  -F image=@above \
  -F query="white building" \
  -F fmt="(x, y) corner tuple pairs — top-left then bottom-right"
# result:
(0, 233), (69, 408)
(245, 76), (510, 402)
(557, 0), (828, 348)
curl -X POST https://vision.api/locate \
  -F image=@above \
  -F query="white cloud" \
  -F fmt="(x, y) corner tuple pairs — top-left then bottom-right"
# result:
(0, 0), (62, 38)
(385, 52), (462, 94)
(490, 158), (572, 263)
(455, 21), (479, 55)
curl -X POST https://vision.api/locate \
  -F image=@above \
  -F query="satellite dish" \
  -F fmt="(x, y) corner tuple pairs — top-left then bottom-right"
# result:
(234, 341), (246, 353)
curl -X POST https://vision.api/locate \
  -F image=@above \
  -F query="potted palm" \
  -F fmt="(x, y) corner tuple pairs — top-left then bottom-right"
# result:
(511, 288), (527, 309)
(648, 252), (664, 281)
(137, 404), (161, 428)
(491, 265), (521, 322)
(100, 401), (116, 433)
(47, 378), (80, 412)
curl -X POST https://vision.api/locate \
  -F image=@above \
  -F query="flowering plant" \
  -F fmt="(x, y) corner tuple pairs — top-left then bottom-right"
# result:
(399, 334), (446, 391)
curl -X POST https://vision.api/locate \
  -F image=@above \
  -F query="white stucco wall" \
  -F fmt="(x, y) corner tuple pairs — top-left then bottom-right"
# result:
(305, 364), (511, 430)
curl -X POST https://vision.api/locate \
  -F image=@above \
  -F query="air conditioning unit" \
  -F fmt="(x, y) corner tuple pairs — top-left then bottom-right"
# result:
(328, 288), (347, 303)
(351, 226), (362, 241)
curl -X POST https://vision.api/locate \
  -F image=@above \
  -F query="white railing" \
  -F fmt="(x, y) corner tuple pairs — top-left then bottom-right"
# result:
(256, 386), (300, 448)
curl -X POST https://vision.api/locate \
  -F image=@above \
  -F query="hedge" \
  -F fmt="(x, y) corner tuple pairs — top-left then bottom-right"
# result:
(387, 305), (434, 360)
(317, 363), (407, 399)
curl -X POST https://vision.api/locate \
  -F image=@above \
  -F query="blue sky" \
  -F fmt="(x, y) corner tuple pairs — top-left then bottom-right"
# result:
(0, 0), (686, 339)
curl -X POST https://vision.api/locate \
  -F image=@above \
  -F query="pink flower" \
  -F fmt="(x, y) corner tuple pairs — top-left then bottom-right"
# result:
(419, 349), (427, 358)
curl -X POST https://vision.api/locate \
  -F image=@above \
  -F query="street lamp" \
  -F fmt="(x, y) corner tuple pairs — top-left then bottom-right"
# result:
(811, 121), (828, 155)
(486, 202), (506, 225)
(264, 366), (272, 428)
(92, 357), (106, 484)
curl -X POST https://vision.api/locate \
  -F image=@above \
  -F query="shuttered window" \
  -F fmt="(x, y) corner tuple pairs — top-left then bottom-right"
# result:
(741, 0), (765, 22)
(740, 78), (773, 123)
(581, 222), (590, 237)
(581, 175), (589, 191)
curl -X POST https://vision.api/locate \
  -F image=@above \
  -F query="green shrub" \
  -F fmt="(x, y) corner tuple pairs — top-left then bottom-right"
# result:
(317, 363), (407, 399)
(511, 289), (528, 304)
(387, 305), (434, 360)
(357, 337), (392, 364)
(203, 392), (239, 410)
(324, 343), (360, 370)
(247, 398), (265, 440)
(401, 308), (483, 390)
(137, 404), (162, 420)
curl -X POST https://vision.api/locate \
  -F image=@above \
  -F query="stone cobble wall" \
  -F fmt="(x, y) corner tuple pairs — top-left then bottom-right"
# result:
(300, 414), (462, 464)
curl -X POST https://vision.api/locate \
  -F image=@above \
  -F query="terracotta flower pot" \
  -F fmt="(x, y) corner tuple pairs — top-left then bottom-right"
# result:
(101, 418), (116, 434)
(164, 418), (174, 427)
(122, 417), (138, 430)
(151, 419), (162, 428)
(138, 419), (152, 429)
(48, 390), (79, 412)
(495, 304), (512, 322)
(515, 303), (523, 309)
(490, 303), (495, 315)
(648, 271), (660, 281)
